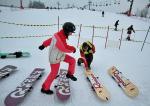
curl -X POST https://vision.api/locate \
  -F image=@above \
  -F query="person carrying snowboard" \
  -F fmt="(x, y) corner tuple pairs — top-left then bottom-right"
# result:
(126, 25), (135, 41)
(114, 20), (119, 31)
(77, 41), (95, 70)
(39, 22), (77, 95)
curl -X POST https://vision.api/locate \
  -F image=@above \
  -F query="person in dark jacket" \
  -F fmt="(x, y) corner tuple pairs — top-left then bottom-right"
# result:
(77, 41), (95, 70)
(114, 20), (119, 31)
(126, 25), (135, 41)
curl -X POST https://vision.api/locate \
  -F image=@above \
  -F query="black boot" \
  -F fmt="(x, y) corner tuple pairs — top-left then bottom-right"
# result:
(126, 36), (130, 41)
(41, 88), (53, 95)
(77, 58), (83, 66)
(66, 74), (77, 81)
(77, 60), (81, 66)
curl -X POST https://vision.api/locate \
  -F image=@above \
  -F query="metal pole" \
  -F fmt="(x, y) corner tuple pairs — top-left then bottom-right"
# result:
(77, 24), (82, 48)
(105, 26), (109, 48)
(58, 16), (59, 32)
(141, 26), (150, 51)
(92, 25), (95, 44)
(119, 29), (124, 50)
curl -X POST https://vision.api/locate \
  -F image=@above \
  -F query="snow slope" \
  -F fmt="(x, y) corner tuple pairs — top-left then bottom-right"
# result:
(0, 7), (150, 106)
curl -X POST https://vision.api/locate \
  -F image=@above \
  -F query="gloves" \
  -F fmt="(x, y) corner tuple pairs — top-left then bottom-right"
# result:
(39, 45), (45, 50)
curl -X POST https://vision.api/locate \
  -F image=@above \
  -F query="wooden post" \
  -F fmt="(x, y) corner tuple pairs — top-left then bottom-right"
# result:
(58, 16), (59, 32)
(105, 26), (109, 48)
(119, 29), (124, 50)
(92, 25), (95, 44)
(141, 26), (150, 51)
(77, 24), (82, 48)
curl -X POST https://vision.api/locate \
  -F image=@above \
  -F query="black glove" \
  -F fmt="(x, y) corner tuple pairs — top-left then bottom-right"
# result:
(14, 52), (22, 58)
(39, 45), (45, 50)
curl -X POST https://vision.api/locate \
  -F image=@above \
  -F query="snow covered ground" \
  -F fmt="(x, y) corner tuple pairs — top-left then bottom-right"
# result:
(0, 6), (150, 106)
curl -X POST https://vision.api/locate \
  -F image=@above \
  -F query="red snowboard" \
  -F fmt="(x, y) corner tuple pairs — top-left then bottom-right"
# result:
(55, 69), (70, 101)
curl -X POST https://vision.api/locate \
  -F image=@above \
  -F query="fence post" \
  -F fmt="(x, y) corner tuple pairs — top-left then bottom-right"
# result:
(77, 24), (82, 48)
(119, 29), (124, 50)
(58, 16), (59, 32)
(105, 26), (109, 48)
(92, 25), (95, 44)
(141, 26), (150, 51)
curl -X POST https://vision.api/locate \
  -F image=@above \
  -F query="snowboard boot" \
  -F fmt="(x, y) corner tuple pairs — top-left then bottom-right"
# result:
(126, 36), (130, 41)
(41, 88), (54, 95)
(66, 74), (77, 81)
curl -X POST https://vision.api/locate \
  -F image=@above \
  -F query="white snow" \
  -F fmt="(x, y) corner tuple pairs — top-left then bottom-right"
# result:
(0, 6), (150, 106)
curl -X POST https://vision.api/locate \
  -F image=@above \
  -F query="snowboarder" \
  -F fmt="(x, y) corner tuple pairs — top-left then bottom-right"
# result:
(114, 20), (119, 31)
(77, 41), (95, 70)
(126, 25), (135, 41)
(102, 11), (104, 17)
(39, 22), (77, 95)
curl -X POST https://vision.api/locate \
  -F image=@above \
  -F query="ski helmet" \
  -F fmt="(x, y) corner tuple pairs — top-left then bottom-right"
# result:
(82, 42), (89, 50)
(63, 22), (76, 35)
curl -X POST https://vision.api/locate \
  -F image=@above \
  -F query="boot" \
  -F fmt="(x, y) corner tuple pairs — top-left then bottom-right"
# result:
(66, 74), (77, 81)
(41, 88), (54, 95)
(126, 36), (130, 41)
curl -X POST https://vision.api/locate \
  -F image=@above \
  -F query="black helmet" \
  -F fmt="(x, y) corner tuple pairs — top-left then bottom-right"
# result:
(82, 42), (88, 49)
(63, 22), (76, 35)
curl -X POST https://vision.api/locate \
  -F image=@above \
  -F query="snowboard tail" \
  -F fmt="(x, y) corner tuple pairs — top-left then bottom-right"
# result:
(108, 66), (139, 97)
(55, 69), (70, 101)
(0, 65), (17, 79)
(85, 69), (110, 101)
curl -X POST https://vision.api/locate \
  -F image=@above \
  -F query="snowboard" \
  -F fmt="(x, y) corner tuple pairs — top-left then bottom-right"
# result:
(0, 51), (30, 59)
(85, 69), (110, 101)
(55, 69), (70, 101)
(4, 68), (44, 106)
(0, 65), (17, 79)
(108, 66), (139, 97)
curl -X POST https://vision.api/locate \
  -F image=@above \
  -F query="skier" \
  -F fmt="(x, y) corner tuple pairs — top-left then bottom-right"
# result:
(114, 20), (119, 31)
(102, 11), (104, 17)
(126, 25), (135, 41)
(39, 22), (77, 95)
(77, 41), (95, 70)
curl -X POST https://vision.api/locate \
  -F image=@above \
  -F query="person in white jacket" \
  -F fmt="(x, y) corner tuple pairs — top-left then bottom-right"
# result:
(39, 22), (77, 95)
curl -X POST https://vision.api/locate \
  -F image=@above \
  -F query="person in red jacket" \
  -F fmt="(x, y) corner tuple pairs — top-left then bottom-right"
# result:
(77, 41), (95, 70)
(39, 22), (77, 95)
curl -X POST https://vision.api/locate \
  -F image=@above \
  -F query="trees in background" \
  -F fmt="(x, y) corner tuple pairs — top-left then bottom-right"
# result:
(29, 1), (45, 9)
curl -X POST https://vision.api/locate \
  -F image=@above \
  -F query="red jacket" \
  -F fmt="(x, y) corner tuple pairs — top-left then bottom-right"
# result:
(41, 29), (75, 64)
(42, 29), (75, 52)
